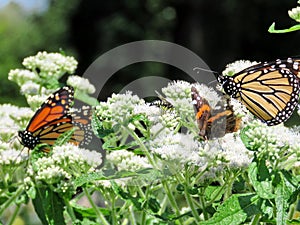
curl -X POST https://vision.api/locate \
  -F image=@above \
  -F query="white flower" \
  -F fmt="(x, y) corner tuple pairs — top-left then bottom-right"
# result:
(0, 149), (28, 165)
(96, 91), (145, 126)
(20, 81), (41, 95)
(107, 150), (152, 171)
(22, 51), (78, 79)
(26, 94), (48, 110)
(288, 6), (300, 22)
(27, 144), (102, 185)
(222, 60), (259, 76)
(67, 75), (96, 94)
(149, 132), (204, 167)
(218, 134), (253, 168)
(8, 69), (39, 86)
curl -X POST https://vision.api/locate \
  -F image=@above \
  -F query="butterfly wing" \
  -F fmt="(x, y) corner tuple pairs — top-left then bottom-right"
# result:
(218, 62), (300, 126)
(26, 86), (74, 133)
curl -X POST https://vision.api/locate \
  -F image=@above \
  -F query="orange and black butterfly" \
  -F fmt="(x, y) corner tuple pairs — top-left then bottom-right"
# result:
(191, 86), (241, 140)
(18, 86), (92, 152)
(218, 58), (300, 126)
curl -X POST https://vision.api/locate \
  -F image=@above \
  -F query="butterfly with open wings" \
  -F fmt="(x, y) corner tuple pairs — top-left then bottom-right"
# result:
(18, 86), (92, 152)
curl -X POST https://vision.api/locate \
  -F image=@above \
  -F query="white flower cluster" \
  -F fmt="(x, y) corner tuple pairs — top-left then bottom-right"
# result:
(288, 6), (300, 22)
(243, 122), (300, 168)
(218, 134), (253, 168)
(106, 150), (152, 171)
(22, 51), (78, 79)
(149, 132), (204, 167)
(67, 75), (96, 94)
(26, 144), (102, 184)
(96, 91), (145, 126)
(0, 146), (28, 166)
(222, 60), (259, 76)
(162, 81), (221, 118)
(0, 104), (33, 141)
(8, 69), (40, 86)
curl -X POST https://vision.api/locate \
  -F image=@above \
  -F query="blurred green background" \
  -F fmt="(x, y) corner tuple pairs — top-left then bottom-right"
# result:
(0, 0), (299, 106)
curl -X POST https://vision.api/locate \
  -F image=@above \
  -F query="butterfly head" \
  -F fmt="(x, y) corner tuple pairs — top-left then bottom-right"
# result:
(18, 130), (39, 149)
(217, 75), (238, 97)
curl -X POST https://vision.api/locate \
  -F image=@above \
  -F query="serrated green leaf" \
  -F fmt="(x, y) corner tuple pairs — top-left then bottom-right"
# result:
(248, 161), (275, 199)
(72, 201), (111, 218)
(205, 186), (224, 202)
(199, 194), (261, 225)
(32, 187), (66, 225)
(74, 172), (105, 188)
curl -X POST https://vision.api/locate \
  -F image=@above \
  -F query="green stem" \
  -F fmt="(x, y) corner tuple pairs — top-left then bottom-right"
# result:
(199, 192), (208, 220)
(162, 181), (183, 225)
(64, 197), (77, 222)
(250, 213), (261, 225)
(0, 185), (24, 215)
(83, 188), (110, 225)
(125, 127), (158, 169)
(128, 205), (137, 225)
(184, 188), (201, 222)
(7, 204), (21, 225)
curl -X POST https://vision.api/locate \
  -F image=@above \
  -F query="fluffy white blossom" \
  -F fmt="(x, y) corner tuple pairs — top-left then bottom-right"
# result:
(222, 60), (259, 76)
(8, 69), (40, 86)
(149, 132), (204, 167)
(107, 150), (152, 171)
(96, 91), (145, 126)
(288, 6), (300, 22)
(26, 144), (102, 184)
(22, 51), (78, 79)
(67, 75), (96, 94)
(218, 134), (253, 168)
(0, 149), (28, 166)
(20, 81), (41, 95)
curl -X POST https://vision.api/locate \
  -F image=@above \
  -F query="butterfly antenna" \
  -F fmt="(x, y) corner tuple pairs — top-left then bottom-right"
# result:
(193, 67), (220, 79)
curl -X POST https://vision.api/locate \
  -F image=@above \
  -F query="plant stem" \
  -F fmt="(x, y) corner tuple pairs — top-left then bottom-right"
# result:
(250, 214), (261, 225)
(162, 181), (184, 225)
(7, 204), (21, 225)
(0, 185), (24, 215)
(83, 187), (110, 225)
(184, 188), (201, 222)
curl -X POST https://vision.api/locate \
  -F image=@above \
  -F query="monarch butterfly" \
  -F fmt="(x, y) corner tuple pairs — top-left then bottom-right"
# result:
(218, 58), (300, 126)
(191, 86), (241, 140)
(18, 86), (92, 152)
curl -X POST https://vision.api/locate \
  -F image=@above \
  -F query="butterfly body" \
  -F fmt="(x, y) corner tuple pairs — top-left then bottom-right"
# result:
(218, 58), (300, 126)
(18, 86), (92, 151)
(191, 86), (241, 139)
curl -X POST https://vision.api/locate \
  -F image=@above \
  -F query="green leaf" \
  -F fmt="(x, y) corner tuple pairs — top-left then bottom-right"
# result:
(74, 90), (99, 106)
(275, 171), (299, 225)
(111, 181), (142, 210)
(146, 197), (161, 213)
(74, 172), (105, 188)
(199, 193), (261, 225)
(268, 22), (300, 33)
(54, 128), (75, 146)
(205, 186), (224, 203)
(32, 187), (66, 225)
(248, 161), (275, 199)
(91, 114), (114, 138)
(72, 202), (111, 218)
(240, 126), (258, 151)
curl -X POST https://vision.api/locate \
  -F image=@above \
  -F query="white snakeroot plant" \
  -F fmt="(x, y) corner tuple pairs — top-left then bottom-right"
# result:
(2, 51), (300, 225)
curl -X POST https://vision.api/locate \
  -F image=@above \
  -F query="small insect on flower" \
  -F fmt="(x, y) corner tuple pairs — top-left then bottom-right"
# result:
(18, 86), (93, 152)
(191, 86), (241, 140)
